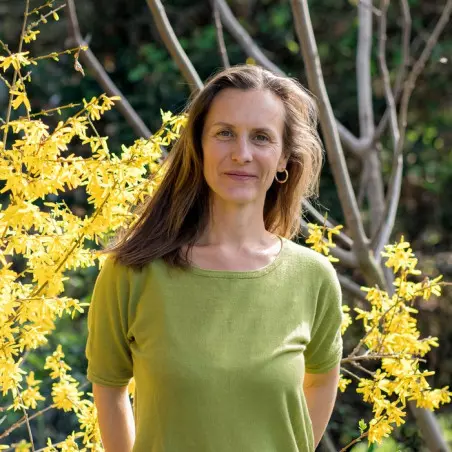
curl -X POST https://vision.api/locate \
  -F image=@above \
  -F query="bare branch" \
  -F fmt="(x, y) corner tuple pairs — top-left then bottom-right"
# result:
(357, 0), (382, 16)
(378, 0), (400, 149)
(0, 405), (55, 440)
(373, 0), (411, 144)
(357, 0), (375, 139)
(215, 0), (284, 75)
(338, 273), (367, 300)
(372, 0), (403, 261)
(216, 0), (369, 156)
(398, 0), (412, 107)
(336, 120), (371, 157)
(340, 366), (361, 382)
(66, 0), (152, 139)
(211, 0), (230, 68)
(145, 0), (203, 92)
(19, 394), (35, 452)
(289, 0), (388, 289)
(398, 0), (452, 145)
(373, 0), (452, 261)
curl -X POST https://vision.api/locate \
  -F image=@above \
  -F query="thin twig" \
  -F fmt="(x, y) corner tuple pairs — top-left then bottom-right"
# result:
(342, 353), (400, 364)
(66, 0), (152, 138)
(373, 0), (452, 260)
(18, 394), (35, 451)
(25, 2), (66, 32)
(0, 381), (91, 440)
(0, 405), (55, 440)
(371, 0), (404, 264)
(1, 0), (31, 150)
(340, 366), (361, 381)
(372, 0), (411, 144)
(340, 431), (369, 452)
(351, 361), (376, 377)
(303, 200), (354, 249)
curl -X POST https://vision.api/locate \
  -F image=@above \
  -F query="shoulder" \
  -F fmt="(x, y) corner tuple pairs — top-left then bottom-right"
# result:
(98, 253), (128, 277)
(95, 254), (140, 292)
(282, 238), (338, 283)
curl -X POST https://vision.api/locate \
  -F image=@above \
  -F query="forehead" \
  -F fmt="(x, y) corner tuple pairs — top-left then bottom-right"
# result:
(204, 88), (285, 134)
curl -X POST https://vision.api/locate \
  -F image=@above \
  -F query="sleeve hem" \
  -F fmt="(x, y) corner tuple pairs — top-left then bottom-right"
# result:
(305, 345), (342, 374)
(87, 371), (132, 387)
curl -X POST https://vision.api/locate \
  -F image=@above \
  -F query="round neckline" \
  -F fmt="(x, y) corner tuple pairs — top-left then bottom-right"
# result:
(187, 236), (287, 279)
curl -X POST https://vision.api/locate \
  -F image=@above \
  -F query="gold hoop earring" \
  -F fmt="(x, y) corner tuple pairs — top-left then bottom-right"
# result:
(275, 169), (288, 184)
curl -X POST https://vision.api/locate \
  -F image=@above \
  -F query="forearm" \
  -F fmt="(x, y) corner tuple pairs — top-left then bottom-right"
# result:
(303, 366), (339, 448)
(93, 384), (136, 452)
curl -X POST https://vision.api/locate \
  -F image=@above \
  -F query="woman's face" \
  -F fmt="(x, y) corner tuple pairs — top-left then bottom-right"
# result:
(201, 88), (288, 207)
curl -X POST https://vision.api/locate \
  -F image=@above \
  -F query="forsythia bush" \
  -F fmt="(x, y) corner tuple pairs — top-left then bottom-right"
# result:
(308, 225), (451, 448)
(0, 3), (450, 450)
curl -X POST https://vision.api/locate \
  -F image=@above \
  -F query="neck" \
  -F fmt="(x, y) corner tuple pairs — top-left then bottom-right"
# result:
(198, 197), (273, 249)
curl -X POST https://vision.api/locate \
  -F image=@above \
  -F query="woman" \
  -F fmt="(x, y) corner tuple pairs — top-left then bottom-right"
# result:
(85, 64), (343, 452)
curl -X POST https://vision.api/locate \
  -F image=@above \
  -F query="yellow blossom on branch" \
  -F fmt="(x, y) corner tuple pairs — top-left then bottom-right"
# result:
(305, 221), (343, 262)
(0, 51), (36, 72)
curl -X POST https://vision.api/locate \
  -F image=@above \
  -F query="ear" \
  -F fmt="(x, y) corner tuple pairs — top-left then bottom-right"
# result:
(277, 153), (289, 171)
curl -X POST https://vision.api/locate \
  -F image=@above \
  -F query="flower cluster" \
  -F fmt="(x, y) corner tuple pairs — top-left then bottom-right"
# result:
(0, 10), (185, 447)
(305, 221), (343, 262)
(345, 236), (449, 445)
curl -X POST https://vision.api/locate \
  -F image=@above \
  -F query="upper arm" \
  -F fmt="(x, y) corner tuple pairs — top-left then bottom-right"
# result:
(304, 363), (340, 389)
(85, 256), (134, 387)
(304, 259), (343, 374)
(93, 382), (129, 396)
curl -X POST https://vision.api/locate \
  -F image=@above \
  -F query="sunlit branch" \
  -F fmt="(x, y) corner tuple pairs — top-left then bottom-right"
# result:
(66, 0), (152, 138)
(145, 0), (203, 92)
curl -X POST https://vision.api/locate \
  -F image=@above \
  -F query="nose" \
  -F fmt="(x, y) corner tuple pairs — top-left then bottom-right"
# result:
(231, 135), (253, 163)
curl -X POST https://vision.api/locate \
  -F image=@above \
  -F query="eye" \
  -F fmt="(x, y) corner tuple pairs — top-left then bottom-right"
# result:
(255, 133), (270, 142)
(217, 130), (233, 137)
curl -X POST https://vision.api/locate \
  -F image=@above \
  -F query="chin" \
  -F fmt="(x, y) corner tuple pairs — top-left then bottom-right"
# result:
(213, 188), (261, 205)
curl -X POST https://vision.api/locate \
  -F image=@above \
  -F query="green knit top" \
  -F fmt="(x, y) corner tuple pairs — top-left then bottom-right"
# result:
(85, 236), (343, 452)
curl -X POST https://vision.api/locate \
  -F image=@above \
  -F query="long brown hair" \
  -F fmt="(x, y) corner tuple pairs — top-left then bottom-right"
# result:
(100, 64), (324, 272)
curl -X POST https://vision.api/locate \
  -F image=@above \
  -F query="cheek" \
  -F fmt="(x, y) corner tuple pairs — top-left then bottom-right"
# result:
(202, 143), (223, 184)
(203, 141), (227, 168)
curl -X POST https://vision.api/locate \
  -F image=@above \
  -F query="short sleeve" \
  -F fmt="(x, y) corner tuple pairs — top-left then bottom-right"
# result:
(304, 259), (343, 374)
(85, 255), (133, 387)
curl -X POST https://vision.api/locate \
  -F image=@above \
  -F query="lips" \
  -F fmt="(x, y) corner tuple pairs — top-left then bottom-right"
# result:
(224, 171), (257, 177)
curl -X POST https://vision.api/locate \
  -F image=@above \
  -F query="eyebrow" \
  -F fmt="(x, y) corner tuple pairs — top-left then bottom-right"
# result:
(210, 121), (277, 136)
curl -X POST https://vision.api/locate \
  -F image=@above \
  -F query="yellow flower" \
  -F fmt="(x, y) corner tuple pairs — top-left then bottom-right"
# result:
(22, 385), (46, 409)
(341, 305), (352, 334)
(23, 30), (40, 43)
(160, 109), (173, 123)
(381, 235), (421, 275)
(368, 417), (393, 444)
(51, 378), (83, 412)
(12, 439), (32, 452)
(338, 375), (352, 392)
(10, 86), (31, 112)
(415, 275), (443, 300)
(0, 52), (35, 72)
